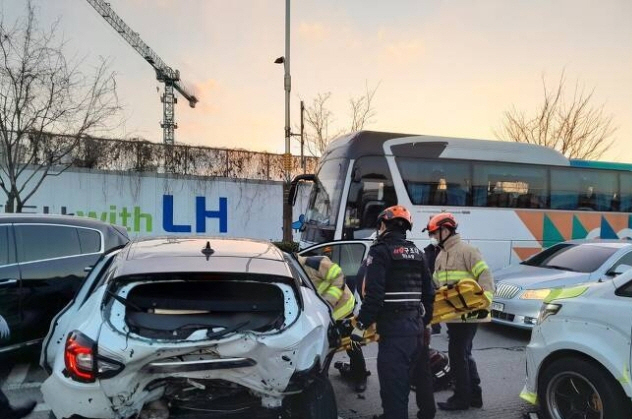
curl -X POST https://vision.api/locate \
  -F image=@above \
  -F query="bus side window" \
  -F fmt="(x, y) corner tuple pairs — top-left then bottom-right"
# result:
(620, 174), (632, 212)
(446, 186), (467, 206)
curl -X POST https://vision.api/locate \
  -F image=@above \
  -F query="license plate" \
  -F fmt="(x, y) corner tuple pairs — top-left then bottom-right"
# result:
(491, 302), (505, 312)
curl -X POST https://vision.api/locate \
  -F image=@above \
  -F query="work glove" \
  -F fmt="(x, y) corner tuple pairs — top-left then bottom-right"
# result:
(475, 309), (490, 319)
(349, 325), (366, 351)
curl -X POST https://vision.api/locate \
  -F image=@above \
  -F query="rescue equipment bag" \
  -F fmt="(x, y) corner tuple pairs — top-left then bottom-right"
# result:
(431, 279), (490, 324)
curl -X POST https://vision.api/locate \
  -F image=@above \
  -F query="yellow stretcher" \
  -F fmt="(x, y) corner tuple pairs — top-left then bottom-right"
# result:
(431, 279), (491, 324)
(337, 318), (379, 352)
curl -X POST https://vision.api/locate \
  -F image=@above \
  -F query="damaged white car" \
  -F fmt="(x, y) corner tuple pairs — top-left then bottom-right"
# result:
(40, 237), (338, 419)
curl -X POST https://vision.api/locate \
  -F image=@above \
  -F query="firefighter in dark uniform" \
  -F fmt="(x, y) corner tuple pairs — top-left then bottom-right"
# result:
(350, 205), (435, 419)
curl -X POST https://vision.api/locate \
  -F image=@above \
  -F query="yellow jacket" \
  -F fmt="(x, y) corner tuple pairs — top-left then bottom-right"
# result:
(298, 255), (355, 320)
(433, 234), (495, 323)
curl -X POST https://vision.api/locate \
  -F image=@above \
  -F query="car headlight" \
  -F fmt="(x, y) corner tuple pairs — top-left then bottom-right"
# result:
(520, 289), (552, 300)
(536, 303), (562, 325)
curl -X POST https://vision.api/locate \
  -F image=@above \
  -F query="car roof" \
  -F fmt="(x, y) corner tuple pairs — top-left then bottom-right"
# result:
(113, 237), (293, 277)
(0, 214), (121, 231)
(560, 239), (632, 249)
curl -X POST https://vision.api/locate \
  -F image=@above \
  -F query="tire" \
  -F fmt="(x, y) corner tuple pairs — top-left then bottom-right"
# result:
(297, 375), (338, 419)
(538, 356), (632, 419)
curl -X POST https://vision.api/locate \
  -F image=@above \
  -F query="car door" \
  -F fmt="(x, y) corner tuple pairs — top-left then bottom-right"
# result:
(298, 240), (372, 307)
(14, 223), (104, 345)
(0, 223), (22, 351)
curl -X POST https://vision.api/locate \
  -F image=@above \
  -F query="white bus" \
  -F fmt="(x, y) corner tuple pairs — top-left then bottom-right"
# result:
(289, 131), (632, 271)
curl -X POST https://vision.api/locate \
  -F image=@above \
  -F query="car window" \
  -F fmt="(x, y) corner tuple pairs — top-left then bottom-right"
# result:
(300, 242), (369, 295)
(0, 225), (9, 266)
(609, 251), (632, 274)
(521, 243), (618, 273)
(77, 228), (102, 254)
(301, 243), (367, 278)
(15, 224), (82, 263)
(615, 278), (632, 298)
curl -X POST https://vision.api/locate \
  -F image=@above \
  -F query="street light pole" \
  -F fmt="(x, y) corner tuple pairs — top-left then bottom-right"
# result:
(283, 0), (291, 174)
(281, 0), (292, 242)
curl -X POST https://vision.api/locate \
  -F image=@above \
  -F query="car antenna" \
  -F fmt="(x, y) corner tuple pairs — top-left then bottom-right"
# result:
(201, 241), (214, 260)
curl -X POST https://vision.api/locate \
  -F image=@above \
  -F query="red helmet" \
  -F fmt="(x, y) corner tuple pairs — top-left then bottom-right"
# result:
(425, 212), (457, 233)
(377, 205), (413, 230)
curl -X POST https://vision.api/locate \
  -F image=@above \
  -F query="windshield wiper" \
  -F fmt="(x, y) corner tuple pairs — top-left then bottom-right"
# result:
(545, 265), (576, 272)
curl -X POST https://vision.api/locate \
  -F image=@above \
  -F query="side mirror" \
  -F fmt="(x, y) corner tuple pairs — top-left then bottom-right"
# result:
(608, 264), (632, 276)
(287, 174), (316, 206)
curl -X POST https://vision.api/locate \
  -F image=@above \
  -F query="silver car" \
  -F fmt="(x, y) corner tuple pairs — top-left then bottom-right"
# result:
(40, 237), (338, 419)
(492, 240), (632, 329)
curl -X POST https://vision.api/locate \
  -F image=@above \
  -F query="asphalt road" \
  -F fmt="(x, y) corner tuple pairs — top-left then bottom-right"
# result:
(0, 323), (538, 419)
(332, 322), (537, 419)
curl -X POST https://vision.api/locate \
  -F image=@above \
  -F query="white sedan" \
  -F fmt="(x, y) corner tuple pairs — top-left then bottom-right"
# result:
(40, 237), (338, 419)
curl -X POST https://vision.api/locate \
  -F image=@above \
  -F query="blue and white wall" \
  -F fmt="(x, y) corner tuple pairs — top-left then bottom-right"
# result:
(5, 168), (311, 241)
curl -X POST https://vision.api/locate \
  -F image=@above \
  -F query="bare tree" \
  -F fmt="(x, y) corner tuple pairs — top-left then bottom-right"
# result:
(0, 1), (121, 212)
(303, 82), (379, 156)
(495, 71), (616, 160)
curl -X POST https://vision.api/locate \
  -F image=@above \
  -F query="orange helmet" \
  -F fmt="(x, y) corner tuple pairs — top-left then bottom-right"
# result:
(377, 205), (413, 230)
(425, 212), (457, 233)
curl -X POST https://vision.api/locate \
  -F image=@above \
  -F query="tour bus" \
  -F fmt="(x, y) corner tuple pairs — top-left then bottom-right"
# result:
(289, 131), (632, 271)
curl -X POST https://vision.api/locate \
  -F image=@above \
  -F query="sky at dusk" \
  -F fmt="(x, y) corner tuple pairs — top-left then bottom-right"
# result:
(3, 0), (632, 162)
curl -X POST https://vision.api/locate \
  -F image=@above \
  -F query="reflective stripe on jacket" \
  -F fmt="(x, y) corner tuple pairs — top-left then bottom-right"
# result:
(298, 255), (355, 320)
(432, 234), (495, 323)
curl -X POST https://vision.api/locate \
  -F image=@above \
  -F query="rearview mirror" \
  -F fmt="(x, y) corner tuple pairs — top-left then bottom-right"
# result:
(287, 174), (316, 206)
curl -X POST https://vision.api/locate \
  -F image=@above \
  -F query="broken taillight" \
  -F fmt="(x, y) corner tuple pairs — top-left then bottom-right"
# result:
(64, 331), (96, 382)
(64, 331), (124, 383)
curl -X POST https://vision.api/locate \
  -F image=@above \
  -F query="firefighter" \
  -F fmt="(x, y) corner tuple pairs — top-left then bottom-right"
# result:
(350, 205), (434, 419)
(426, 212), (494, 411)
(297, 255), (370, 392)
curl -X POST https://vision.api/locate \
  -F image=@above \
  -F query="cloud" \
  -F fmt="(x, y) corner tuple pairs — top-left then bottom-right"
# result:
(298, 22), (329, 42)
(381, 38), (424, 65)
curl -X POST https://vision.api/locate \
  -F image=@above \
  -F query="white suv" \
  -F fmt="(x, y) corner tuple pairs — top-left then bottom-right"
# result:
(521, 266), (632, 419)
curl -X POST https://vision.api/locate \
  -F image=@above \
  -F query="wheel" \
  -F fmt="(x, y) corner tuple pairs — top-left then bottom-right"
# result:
(296, 374), (337, 419)
(538, 356), (632, 419)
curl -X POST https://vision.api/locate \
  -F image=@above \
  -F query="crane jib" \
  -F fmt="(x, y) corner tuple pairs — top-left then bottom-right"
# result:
(84, 0), (198, 143)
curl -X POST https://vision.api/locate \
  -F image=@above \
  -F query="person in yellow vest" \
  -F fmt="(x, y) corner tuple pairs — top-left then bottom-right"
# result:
(298, 255), (370, 392)
(425, 212), (494, 411)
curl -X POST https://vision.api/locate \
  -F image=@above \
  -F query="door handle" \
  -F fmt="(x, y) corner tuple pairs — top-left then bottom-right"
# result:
(0, 279), (18, 286)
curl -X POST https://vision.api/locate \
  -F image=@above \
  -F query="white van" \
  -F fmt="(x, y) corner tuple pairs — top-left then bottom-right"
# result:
(521, 267), (632, 419)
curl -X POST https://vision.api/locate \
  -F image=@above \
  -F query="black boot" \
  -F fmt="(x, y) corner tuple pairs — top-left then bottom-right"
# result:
(437, 395), (469, 411)
(470, 388), (483, 408)
(8, 401), (36, 419)
(354, 372), (368, 393)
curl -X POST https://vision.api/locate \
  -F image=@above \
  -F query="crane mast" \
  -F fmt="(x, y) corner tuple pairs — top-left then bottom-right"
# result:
(85, 0), (198, 144)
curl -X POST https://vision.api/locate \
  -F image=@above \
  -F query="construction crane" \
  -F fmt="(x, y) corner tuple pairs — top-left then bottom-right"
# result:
(85, 0), (198, 145)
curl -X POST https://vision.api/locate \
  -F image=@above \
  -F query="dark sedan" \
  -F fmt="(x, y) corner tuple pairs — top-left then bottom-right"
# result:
(0, 214), (129, 353)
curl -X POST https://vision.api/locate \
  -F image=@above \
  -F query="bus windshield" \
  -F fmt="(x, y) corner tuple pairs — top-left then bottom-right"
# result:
(302, 158), (349, 242)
